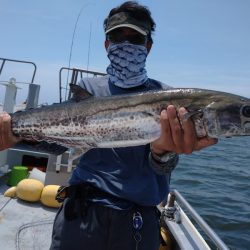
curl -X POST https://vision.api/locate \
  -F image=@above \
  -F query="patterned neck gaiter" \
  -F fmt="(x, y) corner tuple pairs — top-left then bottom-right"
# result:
(106, 42), (148, 88)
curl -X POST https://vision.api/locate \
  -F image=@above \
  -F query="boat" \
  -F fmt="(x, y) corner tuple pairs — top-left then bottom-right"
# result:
(0, 57), (229, 250)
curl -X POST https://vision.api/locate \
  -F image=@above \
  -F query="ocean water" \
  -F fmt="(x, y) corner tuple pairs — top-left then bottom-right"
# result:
(171, 137), (250, 250)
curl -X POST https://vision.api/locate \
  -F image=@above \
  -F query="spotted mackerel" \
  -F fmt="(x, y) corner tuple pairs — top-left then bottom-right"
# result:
(11, 88), (250, 155)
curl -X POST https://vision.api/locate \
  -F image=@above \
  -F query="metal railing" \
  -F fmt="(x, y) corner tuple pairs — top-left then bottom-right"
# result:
(0, 57), (37, 83)
(59, 67), (106, 103)
(159, 189), (229, 250)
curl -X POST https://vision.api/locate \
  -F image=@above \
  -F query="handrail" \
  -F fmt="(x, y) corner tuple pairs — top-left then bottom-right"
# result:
(0, 57), (37, 83)
(59, 67), (106, 103)
(167, 189), (229, 250)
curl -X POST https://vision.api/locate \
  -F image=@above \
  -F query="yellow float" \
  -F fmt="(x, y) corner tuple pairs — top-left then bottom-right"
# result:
(4, 186), (17, 198)
(16, 179), (44, 202)
(40, 185), (61, 208)
(4, 178), (61, 208)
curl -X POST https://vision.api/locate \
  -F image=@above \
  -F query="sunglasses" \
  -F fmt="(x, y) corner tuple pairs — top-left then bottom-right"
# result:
(107, 33), (148, 45)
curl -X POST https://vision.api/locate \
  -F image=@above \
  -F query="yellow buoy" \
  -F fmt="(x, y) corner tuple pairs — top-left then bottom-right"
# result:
(159, 226), (172, 250)
(40, 185), (61, 208)
(16, 178), (44, 202)
(4, 186), (17, 198)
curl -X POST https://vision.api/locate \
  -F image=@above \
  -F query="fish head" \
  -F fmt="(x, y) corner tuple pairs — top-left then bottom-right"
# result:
(203, 96), (250, 138)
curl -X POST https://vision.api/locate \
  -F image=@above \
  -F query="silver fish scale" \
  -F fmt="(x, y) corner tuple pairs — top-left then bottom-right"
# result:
(82, 104), (162, 147)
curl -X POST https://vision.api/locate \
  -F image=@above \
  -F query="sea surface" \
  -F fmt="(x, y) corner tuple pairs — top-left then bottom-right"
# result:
(171, 136), (250, 250)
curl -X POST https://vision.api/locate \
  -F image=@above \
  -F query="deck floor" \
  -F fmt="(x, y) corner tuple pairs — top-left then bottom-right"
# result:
(0, 178), (58, 250)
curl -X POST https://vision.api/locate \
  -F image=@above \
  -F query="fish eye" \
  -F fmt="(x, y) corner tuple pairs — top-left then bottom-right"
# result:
(242, 106), (250, 117)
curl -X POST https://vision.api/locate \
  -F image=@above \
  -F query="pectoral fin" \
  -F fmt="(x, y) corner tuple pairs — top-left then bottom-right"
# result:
(183, 109), (207, 137)
(183, 109), (204, 121)
(69, 84), (93, 102)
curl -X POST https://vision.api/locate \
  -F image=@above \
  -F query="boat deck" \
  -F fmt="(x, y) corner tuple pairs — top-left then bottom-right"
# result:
(0, 178), (57, 250)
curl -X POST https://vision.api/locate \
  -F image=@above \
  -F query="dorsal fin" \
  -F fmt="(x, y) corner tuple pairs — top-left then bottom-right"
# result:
(70, 83), (92, 102)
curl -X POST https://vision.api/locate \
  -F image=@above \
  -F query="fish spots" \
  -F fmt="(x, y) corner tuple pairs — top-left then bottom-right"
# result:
(79, 117), (86, 123)
(60, 119), (69, 126)
(72, 117), (78, 123)
(50, 121), (58, 126)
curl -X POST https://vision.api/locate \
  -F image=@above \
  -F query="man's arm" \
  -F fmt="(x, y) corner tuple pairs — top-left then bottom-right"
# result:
(0, 112), (20, 151)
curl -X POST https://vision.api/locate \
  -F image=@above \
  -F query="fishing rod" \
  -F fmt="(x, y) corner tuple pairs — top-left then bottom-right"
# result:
(65, 3), (93, 101)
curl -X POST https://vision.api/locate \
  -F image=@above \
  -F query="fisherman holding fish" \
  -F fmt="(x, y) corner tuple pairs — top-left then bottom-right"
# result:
(0, 1), (217, 250)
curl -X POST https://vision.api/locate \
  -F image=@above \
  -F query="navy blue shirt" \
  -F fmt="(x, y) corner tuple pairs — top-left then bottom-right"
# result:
(69, 76), (173, 209)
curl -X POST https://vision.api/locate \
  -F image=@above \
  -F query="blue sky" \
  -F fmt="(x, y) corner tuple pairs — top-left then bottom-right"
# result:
(0, 0), (250, 105)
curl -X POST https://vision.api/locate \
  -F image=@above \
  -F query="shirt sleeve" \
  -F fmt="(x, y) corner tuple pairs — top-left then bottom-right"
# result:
(160, 82), (174, 90)
(148, 151), (179, 175)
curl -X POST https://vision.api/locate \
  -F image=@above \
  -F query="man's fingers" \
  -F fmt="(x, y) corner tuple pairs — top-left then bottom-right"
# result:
(151, 107), (175, 155)
(167, 105), (184, 153)
(179, 107), (196, 154)
(2, 113), (11, 146)
(151, 109), (172, 154)
(0, 113), (8, 142)
(3, 113), (15, 141)
(195, 137), (218, 150)
(159, 109), (171, 139)
(0, 112), (20, 150)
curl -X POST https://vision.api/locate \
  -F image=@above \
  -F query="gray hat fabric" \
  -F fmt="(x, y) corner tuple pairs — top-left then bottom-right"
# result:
(105, 12), (151, 36)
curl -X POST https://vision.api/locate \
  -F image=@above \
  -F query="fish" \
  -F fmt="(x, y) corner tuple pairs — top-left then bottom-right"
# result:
(10, 86), (250, 158)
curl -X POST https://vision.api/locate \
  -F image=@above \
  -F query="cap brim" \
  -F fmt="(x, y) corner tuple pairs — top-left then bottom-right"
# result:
(105, 24), (147, 36)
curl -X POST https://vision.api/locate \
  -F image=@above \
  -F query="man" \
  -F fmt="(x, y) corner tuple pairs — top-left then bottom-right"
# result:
(0, 1), (217, 249)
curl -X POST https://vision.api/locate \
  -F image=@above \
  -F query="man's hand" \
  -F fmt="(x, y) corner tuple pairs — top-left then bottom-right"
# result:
(151, 105), (217, 155)
(0, 112), (21, 151)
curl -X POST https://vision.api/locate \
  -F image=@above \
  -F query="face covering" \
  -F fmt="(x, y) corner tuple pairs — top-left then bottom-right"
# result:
(106, 41), (148, 88)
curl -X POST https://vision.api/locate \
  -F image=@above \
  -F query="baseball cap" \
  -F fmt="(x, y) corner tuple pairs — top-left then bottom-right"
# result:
(105, 12), (151, 36)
